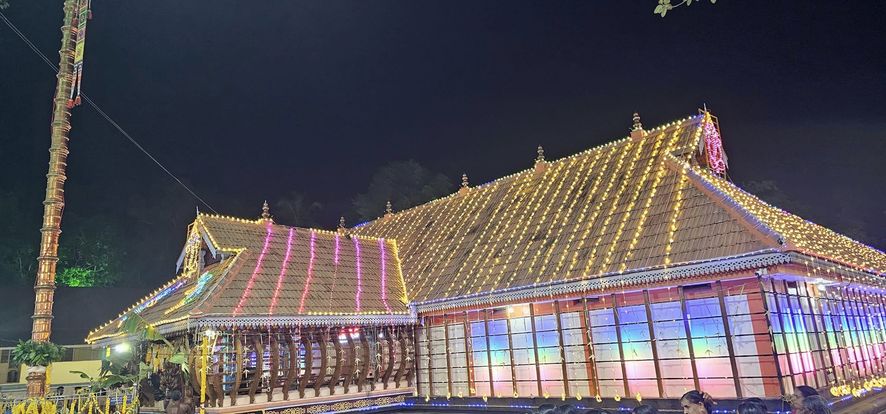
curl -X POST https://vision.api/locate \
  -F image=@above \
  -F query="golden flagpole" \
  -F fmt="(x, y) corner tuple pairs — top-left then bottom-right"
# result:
(27, 0), (78, 397)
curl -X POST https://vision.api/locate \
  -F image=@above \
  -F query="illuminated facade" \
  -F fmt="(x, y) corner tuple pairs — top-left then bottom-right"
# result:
(89, 111), (886, 411)
(352, 111), (886, 402)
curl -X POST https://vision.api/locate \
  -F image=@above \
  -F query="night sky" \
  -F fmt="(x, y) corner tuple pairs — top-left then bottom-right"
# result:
(1, 1), (884, 290)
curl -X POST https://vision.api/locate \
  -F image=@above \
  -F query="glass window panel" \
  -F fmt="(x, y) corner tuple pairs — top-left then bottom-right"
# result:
(516, 381), (538, 396)
(596, 362), (624, 379)
(628, 379), (660, 398)
(592, 325), (619, 342)
(625, 360), (656, 378)
(451, 367), (468, 381)
(450, 352), (467, 368)
(510, 317), (532, 333)
(594, 343), (622, 362)
(488, 320), (508, 335)
(541, 381), (565, 397)
(654, 320), (686, 340)
(472, 350), (489, 366)
(470, 322), (486, 336)
(725, 295), (752, 315)
(449, 338), (466, 353)
(474, 367), (490, 382)
(472, 336), (488, 351)
(732, 334), (770, 356)
(539, 364), (563, 380)
(689, 317), (725, 338)
(623, 341), (653, 360)
(700, 378), (737, 398)
(493, 381), (514, 396)
(513, 364), (537, 381)
(538, 347), (561, 364)
(692, 336), (729, 357)
(687, 298), (722, 317)
(473, 382), (491, 396)
(562, 328), (584, 345)
(657, 358), (693, 379)
(652, 301), (683, 321)
(489, 350), (510, 366)
(695, 357), (733, 378)
(448, 323), (465, 338)
(511, 333), (533, 349)
(560, 312), (582, 329)
(569, 380), (591, 398)
(618, 305), (647, 324)
(512, 348), (536, 365)
(535, 315), (558, 331)
(564, 345), (586, 363)
(621, 324), (651, 342)
(598, 379), (625, 398)
(589, 309), (616, 326)
(728, 314), (766, 336)
(489, 335), (510, 350)
(567, 362), (589, 380)
(491, 366), (512, 380)
(536, 330), (560, 348)
(656, 339), (689, 359)
(662, 379), (695, 399)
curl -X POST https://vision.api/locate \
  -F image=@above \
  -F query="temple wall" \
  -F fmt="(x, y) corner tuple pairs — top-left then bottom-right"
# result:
(415, 276), (886, 400)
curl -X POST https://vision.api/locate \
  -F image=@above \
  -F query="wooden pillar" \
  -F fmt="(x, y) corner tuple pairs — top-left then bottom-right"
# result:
(331, 327), (344, 395)
(715, 281), (742, 398)
(316, 329), (329, 397)
(230, 332), (242, 406)
(268, 334), (279, 401)
(298, 331), (312, 399)
(248, 335), (262, 404)
(554, 301), (570, 397)
(678, 287), (701, 392)
(283, 334), (297, 400)
(642, 290), (665, 398)
(611, 294), (631, 397)
(528, 304), (544, 397)
(382, 326), (396, 389)
(395, 327), (408, 388)
(405, 325), (416, 387)
(757, 276), (787, 396)
(462, 312), (474, 395)
(359, 328), (371, 392)
(343, 328), (356, 394)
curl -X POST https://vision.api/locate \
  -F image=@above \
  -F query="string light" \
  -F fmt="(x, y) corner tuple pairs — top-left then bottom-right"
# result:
(269, 228), (295, 315)
(354, 236), (363, 312)
(297, 231), (318, 314)
(232, 222), (274, 316)
(379, 238), (392, 314)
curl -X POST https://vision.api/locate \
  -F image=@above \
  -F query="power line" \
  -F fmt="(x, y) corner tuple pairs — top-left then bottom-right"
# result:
(0, 10), (219, 214)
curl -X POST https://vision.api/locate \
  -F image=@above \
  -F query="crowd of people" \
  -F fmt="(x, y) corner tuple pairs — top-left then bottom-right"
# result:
(527, 386), (832, 414)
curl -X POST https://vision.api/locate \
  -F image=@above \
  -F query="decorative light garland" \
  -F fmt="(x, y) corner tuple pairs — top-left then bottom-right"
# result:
(232, 222), (274, 316)
(298, 231), (318, 314)
(269, 228), (296, 314)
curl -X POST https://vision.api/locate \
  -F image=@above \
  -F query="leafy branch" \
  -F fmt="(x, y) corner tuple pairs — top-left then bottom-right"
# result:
(10, 340), (65, 367)
(654, 0), (717, 17)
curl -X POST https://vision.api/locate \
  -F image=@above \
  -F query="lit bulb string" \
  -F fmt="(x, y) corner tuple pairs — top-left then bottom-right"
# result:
(232, 222), (273, 316)
(0, 11), (219, 214)
(550, 142), (618, 279)
(618, 126), (684, 272)
(596, 129), (667, 275)
(443, 172), (532, 299)
(685, 159), (884, 275)
(582, 134), (652, 282)
(461, 165), (541, 296)
(379, 238), (393, 314)
(408, 183), (479, 300)
(382, 199), (448, 300)
(414, 177), (499, 301)
(566, 135), (643, 279)
(529, 146), (601, 284)
(354, 236), (363, 312)
(479, 156), (569, 294)
(324, 232), (341, 313)
(268, 227), (295, 315)
(298, 231), (318, 314)
(496, 153), (574, 291)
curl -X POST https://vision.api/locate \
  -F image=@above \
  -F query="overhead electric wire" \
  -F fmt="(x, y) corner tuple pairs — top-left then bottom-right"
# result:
(0, 10), (219, 214)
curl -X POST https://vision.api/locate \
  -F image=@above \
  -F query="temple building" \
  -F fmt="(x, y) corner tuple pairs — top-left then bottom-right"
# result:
(89, 111), (886, 412)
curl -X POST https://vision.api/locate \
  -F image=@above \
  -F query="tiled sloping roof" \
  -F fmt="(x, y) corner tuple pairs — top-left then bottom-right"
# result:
(683, 160), (886, 275)
(354, 115), (776, 302)
(354, 113), (886, 303)
(87, 217), (409, 343)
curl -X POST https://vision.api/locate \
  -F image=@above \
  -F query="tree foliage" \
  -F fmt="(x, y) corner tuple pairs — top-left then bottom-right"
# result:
(11, 339), (65, 367)
(352, 160), (453, 222)
(274, 191), (322, 227)
(654, 0), (717, 17)
(55, 214), (125, 287)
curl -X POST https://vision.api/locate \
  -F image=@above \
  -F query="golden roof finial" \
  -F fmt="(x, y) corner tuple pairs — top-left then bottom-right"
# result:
(630, 112), (646, 139)
(632, 112), (642, 131)
(261, 200), (271, 221)
(386, 200), (393, 215)
(338, 216), (346, 233)
(459, 173), (470, 195)
(535, 145), (548, 174)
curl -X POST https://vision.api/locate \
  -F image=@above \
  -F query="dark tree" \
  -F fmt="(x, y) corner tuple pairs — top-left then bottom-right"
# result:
(274, 191), (322, 227)
(352, 160), (453, 222)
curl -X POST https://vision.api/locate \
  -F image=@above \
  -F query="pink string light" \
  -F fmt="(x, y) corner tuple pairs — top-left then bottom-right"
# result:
(233, 223), (274, 316)
(379, 239), (392, 314)
(334, 233), (341, 265)
(297, 231), (317, 314)
(354, 237), (363, 313)
(269, 228), (295, 315)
